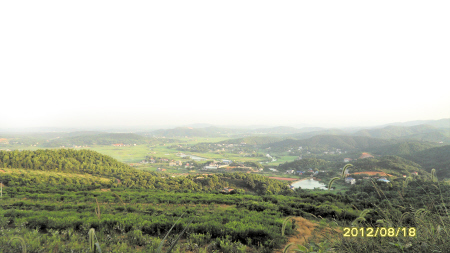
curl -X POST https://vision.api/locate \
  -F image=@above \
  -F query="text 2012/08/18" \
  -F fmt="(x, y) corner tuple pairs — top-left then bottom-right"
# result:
(343, 227), (416, 237)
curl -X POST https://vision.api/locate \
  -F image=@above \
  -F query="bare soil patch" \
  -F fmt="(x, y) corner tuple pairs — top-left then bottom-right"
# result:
(0, 169), (5, 173)
(277, 217), (341, 253)
(276, 217), (317, 252)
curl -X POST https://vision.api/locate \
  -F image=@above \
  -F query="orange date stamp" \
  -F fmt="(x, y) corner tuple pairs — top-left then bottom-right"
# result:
(343, 227), (416, 237)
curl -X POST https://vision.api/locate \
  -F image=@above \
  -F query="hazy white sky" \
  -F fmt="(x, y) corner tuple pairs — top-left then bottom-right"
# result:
(1, 1), (449, 129)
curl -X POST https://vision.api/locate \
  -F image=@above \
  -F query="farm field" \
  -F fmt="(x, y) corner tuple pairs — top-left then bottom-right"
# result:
(266, 155), (299, 165)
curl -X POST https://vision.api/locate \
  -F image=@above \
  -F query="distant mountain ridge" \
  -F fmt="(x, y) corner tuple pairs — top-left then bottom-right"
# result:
(41, 133), (150, 147)
(353, 124), (437, 138)
(147, 126), (325, 137)
(372, 118), (449, 128)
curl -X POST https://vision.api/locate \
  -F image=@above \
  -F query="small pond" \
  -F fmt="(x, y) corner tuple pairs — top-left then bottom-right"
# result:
(291, 179), (327, 190)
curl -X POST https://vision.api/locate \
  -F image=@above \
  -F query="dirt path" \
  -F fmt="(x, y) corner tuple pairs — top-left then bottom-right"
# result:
(276, 217), (341, 253)
(275, 217), (317, 253)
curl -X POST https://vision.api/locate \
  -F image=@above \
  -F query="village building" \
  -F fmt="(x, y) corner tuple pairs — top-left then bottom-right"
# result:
(222, 159), (232, 164)
(345, 177), (356, 184)
(203, 166), (218, 170)
(377, 177), (390, 183)
(221, 187), (235, 193)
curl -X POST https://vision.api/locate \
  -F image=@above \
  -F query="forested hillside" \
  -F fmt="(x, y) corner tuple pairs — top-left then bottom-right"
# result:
(369, 141), (441, 156)
(352, 124), (450, 143)
(0, 149), (293, 194)
(353, 124), (437, 139)
(349, 156), (427, 177)
(266, 135), (391, 152)
(290, 129), (347, 140)
(278, 158), (329, 171)
(403, 145), (450, 179)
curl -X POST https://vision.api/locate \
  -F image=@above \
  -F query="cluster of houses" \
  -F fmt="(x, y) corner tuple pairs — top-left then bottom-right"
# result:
(285, 168), (320, 175)
(169, 160), (183, 166)
(201, 159), (237, 170)
(345, 176), (391, 185)
(202, 160), (231, 170)
(112, 143), (137, 147)
(323, 149), (343, 155)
